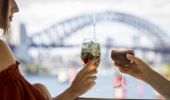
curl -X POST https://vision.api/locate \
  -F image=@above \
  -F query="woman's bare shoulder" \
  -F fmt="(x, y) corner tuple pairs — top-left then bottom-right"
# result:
(0, 39), (16, 71)
(0, 39), (9, 53)
(0, 39), (6, 46)
(0, 39), (11, 48)
(0, 39), (11, 52)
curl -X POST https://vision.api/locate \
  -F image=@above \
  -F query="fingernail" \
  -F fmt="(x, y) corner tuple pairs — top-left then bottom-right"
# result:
(96, 56), (100, 59)
(125, 64), (129, 67)
(114, 63), (119, 67)
(126, 54), (131, 58)
(114, 63), (118, 66)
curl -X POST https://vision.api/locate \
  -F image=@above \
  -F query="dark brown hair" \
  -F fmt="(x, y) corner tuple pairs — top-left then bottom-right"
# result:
(0, 0), (9, 35)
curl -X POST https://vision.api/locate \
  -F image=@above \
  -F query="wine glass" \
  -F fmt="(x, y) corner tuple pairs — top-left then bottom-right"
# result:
(111, 49), (134, 88)
(81, 38), (101, 68)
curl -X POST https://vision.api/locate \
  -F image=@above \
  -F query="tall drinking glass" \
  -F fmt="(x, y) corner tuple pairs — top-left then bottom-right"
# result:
(81, 38), (101, 68)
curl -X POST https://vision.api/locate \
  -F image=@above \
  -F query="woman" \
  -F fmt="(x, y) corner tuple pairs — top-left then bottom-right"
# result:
(113, 50), (170, 99)
(0, 0), (99, 100)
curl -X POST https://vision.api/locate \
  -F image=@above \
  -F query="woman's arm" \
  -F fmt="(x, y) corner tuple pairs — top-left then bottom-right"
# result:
(34, 83), (78, 100)
(144, 69), (170, 99)
(52, 88), (77, 100)
(114, 53), (170, 99)
(53, 57), (99, 100)
(37, 57), (99, 100)
(0, 39), (16, 71)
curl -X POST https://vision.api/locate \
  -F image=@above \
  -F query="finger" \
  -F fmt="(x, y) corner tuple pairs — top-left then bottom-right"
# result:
(88, 65), (97, 71)
(113, 63), (121, 68)
(126, 54), (140, 64)
(114, 64), (129, 74)
(78, 65), (98, 80)
(82, 77), (96, 86)
(79, 68), (97, 81)
(88, 81), (96, 90)
(89, 76), (97, 81)
(126, 50), (135, 55)
(114, 63), (119, 67)
(84, 56), (100, 70)
(87, 56), (100, 66)
(126, 60), (136, 68)
(114, 63), (128, 69)
(83, 69), (98, 78)
(111, 50), (119, 53)
(119, 66), (130, 74)
(82, 75), (97, 83)
(78, 75), (97, 88)
(126, 55), (150, 72)
(84, 81), (96, 91)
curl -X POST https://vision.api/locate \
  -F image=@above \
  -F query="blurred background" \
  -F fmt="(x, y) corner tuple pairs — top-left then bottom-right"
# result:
(5, 0), (170, 99)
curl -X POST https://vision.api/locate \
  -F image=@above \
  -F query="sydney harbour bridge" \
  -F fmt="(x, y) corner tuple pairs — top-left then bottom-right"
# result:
(11, 11), (170, 64)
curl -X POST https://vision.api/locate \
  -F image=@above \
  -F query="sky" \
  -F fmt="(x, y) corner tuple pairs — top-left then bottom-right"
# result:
(10, 0), (170, 49)
(14, 0), (170, 34)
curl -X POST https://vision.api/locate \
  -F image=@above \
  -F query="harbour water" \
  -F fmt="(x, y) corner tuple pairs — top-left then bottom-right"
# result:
(26, 71), (157, 99)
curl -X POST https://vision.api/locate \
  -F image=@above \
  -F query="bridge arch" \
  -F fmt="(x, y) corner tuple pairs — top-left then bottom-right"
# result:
(31, 11), (170, 48)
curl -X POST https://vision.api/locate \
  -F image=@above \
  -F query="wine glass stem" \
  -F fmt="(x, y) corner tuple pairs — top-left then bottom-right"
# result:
(121, 73), (124, 85)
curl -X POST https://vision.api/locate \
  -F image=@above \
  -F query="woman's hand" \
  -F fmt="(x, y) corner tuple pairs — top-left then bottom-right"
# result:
(53, 56), (99, 100)
(114, 54), (170, 99)
(114, 54), (153, 81)
(66, 56), (100, 100)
